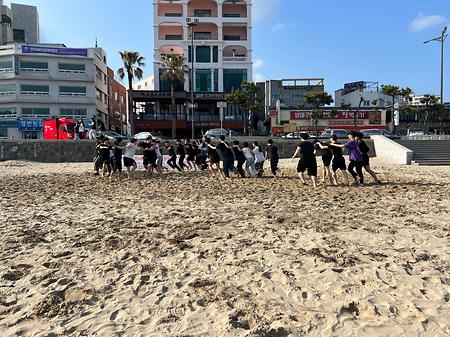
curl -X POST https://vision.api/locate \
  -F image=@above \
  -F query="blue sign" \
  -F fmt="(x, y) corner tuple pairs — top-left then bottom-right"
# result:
(0, 120), (18, 128)
(22, 45), (88, 57)
(18, 120), (43, 131)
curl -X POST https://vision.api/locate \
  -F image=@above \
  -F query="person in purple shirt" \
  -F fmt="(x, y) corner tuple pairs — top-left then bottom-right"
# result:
(330, 131), (364, 185)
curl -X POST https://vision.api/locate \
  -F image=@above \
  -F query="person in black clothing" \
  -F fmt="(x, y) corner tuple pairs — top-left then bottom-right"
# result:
(176, 139), (187, 171)
(110, 139), (123, 177)
(141, 137), (158, 175)
(165, 141), (182, 172)
(185, 139), (197, 170)
(324, 135), (350, 185)
(265, 139), (283, 177)
(93, 135), (105, 175)
(216, 135), (236, 178)
(356, 132), (381, 184)
(291, 133), (317, 188)
(232, 140), (246, 178)
(205, 138), (223, 178)
(195, 139), (208, 170)
(314, 140), (334, 185)
(96, 138), (112, 177)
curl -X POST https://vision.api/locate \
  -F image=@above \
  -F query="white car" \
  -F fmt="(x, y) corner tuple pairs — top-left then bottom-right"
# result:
(282, 132), (316, 139)
(408, 131), (434, 137)
(133, 132), (163, 142)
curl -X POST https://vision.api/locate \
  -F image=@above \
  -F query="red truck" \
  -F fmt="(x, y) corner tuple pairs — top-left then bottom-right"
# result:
(43, 118), (78, 140)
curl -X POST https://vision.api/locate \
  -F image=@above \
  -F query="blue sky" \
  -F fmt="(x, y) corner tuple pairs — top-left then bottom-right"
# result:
(4, 0), (450, 100)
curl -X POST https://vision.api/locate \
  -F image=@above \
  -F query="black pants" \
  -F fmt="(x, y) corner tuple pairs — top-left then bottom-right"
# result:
(236, 159), (246, 178)
(270, 158), (279, 176)
(222, 156), (236, 178)
(168, 156), (182, 171)
(196, 155), (207, 170)
(348, 160), (364, 183)
(178, 154), (187, 170)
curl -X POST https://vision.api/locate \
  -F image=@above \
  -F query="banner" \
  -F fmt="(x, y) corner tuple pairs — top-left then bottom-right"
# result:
(22, 45), (88, 57)
(290, 110), (370, 120)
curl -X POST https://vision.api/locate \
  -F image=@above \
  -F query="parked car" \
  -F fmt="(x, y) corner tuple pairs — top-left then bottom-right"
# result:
(360, 129), (399, 139)
(102, 131), (128, 143)
(282, 132), (317, 139)
(133, 131), (163, 142)
(408, 130), (435, 137)
(204, 128), (241, 139)
(320, 129), (349, 138)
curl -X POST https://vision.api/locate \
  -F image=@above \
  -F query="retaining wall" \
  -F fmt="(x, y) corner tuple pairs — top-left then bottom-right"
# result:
(372, 135), (412, 165)
(0, 138), (376, 163)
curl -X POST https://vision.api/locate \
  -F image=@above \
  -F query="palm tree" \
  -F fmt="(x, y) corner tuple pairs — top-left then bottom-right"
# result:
(160, 54), (186, 139)
(420, 94), (439, 128)
(381, 85), (401, 133)
(401, 87), (413, 105)
(117, 51), (146, 135)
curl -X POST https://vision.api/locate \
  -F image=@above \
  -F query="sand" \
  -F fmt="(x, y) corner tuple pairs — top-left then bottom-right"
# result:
(0, 158), (449, 337)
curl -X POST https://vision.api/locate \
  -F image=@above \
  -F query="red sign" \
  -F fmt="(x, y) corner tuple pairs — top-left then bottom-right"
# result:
(290, 110), (369, 120)
(269, 110), (278, 117)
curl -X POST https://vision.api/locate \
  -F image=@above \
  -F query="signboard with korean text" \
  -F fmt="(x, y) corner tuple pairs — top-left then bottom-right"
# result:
(290, 110), (369, 120)
(369, 110), (382, 124)
(18, 120), (43, 131)
(22, 45), (88, 57)
(283, 123), (297, 133)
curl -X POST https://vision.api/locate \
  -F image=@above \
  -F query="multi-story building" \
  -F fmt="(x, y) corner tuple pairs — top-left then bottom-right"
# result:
(410, 94), (441, 106)
(335, 81), (402, 108)
(132, 0), (252, 137)
(0, 43), (109, 139)
(0, 0), (39, 45)
(257, 78), (325, 114)
(107, 67), (127, 133)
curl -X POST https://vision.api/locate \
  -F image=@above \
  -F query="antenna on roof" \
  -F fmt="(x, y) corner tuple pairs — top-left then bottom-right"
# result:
(95, 37), (98, 48)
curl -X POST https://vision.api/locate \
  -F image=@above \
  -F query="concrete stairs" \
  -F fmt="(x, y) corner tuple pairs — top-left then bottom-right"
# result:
(395, 140), (450, 166)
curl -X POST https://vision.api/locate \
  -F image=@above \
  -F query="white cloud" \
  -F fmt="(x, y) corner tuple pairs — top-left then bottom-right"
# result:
(252, 59), (265, 83)
(253, 0), (281, 22)
(272, 22), (297, 32)
(253, 73), (265, 83)
(253, 58), (264, 70)
(410, 13), (448, 32)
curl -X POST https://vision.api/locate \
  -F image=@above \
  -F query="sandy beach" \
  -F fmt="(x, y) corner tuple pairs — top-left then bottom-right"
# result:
(0, 158), (449, 337)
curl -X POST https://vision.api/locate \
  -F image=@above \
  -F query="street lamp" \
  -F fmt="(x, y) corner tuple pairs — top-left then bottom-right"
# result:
(187, 18), (199, 139)
(424, 26), (448, 104)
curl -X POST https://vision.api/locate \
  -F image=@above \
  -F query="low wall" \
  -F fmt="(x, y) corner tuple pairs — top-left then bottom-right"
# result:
(0, 138), (376, 163)
(372, 135), (412, 165)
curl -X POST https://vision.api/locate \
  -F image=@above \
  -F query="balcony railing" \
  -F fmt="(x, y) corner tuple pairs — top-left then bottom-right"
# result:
(164, 13), (182, 17)
(223, 56), (247, 62)
(164, 35), (183, 40)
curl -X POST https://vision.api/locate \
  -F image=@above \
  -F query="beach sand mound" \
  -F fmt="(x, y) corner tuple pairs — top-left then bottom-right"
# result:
(0, 159), (449, 336)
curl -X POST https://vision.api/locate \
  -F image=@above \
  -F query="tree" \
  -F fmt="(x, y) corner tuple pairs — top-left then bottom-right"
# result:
(401, 87), (413, 105)
(420, 94), (440, 129)
(304, 92), (334, 136)
(381, 85), (401, 133)
(160, 54), (186, 139)
(225, 82), (263, 136)
(117, 51), (145, 136)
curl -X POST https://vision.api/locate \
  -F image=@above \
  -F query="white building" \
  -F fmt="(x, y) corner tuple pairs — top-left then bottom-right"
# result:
(135, 75), (155, 90)
(335, 81), (401, 108)
(410, 94), (441, 106)
(0, 43), (109, 139)
(153, 0), (252, 92)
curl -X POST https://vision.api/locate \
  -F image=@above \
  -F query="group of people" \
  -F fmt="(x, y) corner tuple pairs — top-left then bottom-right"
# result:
(73, 118), (107, 140)
(92, 131), (381, 187)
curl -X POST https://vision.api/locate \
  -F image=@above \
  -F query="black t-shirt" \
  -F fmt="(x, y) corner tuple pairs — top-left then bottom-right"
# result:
(98, 144), (111, 160)
(266, 144), (279, 160)
(299, 141), (315, 160)
(113, 147), (122, 159)
(217, 142), (233, 158)
(232, 146), (246, 162)
(142, 143), (155, 159)
(167, 146), (176, 157)
(177, 144), (185, 156)
(358, 141), (370, 154)
(315, 143), (332, 159)
(186, 144), (195, 157)
(330, 143), (344, 160)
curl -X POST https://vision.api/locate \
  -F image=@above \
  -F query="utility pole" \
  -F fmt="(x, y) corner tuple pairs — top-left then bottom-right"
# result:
(424, 26), (448, 104)
(187, 18), (199, 139)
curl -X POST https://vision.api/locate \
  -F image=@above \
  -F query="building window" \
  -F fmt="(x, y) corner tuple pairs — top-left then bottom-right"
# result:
(165, 12), (182, 17)
(21, 85), (49, 96)
(60, 108), (88, 118)
(0, 61), (13, 73)
(96, 89), (102, 101)
(196, 69), (212, 92)
(0, 128), (7, 138)
(223, 69), (247, 93)
(196, 46), (211, 63)
(0, 107), (17, 118)
(59, 63), (86, 74)
(0, 84), (16, 96)
(96, 67), (103, 81)
(21, 107), (50, 117)
(20, 61), (48, 72)
(59, 86), (87, 97)
(214, 69), (218, 92)
(159, 68), (184, 92)
(165, 35), (183, 40)
(213, 46), (218, 63)
(194, 32), (211, 40)
(223, 13), (241, 18)
(194, 9), (212, 17)
(224, 35), (241, 41)
(13, 29), (25, 42)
